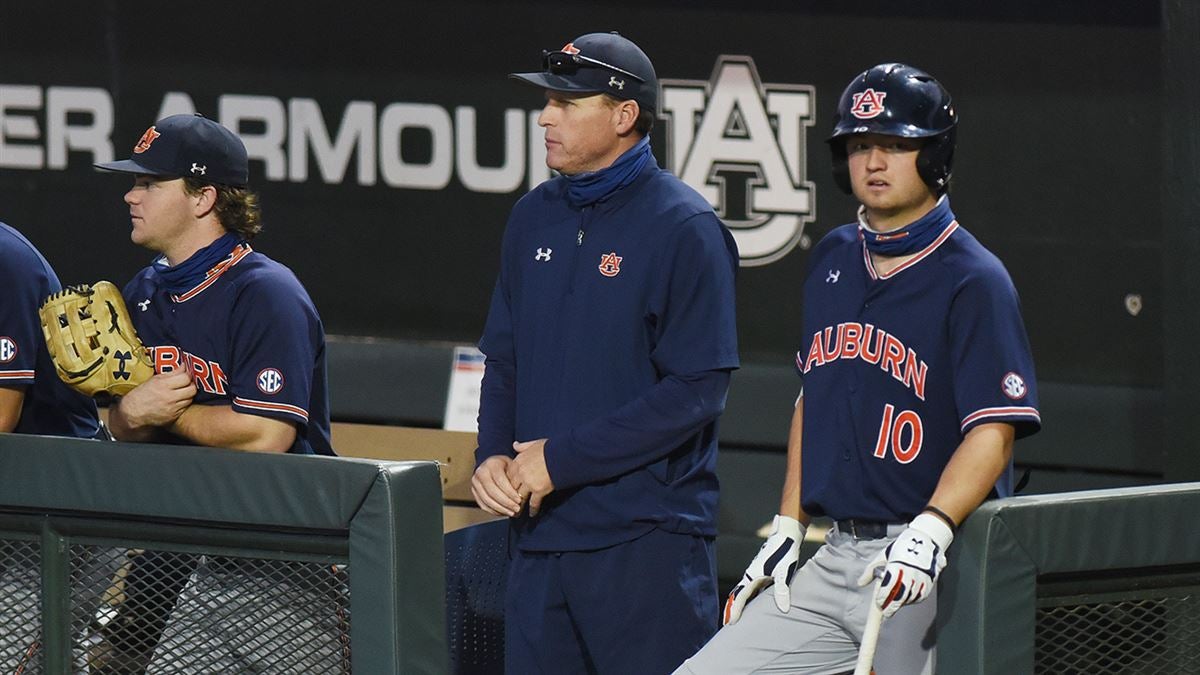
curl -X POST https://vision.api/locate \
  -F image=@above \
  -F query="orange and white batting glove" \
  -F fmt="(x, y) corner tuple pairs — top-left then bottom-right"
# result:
(723, 515), (805, 625)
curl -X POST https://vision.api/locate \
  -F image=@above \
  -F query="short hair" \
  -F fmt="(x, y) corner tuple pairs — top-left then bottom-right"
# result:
(602, 95), (655, 136)
(633, 107), (655, 135)
(182, 178), (263, 241)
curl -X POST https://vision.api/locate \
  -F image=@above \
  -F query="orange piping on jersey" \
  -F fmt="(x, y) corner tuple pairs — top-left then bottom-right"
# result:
(233, 396), (309, 421)
(960, 406), (1040, 432)
(0, 370), (36, 379)
(863, 221), (959, 281)
(172, 243), (254, 303)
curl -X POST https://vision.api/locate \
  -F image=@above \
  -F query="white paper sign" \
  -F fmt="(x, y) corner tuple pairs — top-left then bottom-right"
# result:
(443, 345), (485, 432)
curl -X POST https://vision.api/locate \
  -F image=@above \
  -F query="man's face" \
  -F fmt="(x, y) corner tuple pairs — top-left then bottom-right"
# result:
(846, 133), (937, 229)
(537, 90), (626, 176)
(123, 176), (196, 253)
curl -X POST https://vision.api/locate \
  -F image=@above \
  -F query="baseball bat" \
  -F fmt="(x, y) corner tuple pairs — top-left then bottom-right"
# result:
(853, 591), (884, 675)
(14, 636), (40, 675)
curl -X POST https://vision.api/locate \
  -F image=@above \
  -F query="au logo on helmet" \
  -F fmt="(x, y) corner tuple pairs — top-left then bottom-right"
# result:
(850, 88), (888, 119)
(133, 126), (161, 154)
(661, 56), (816, 266)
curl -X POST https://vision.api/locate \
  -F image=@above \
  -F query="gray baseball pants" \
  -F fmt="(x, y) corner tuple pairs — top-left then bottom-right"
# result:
(675, 523), (936, 674)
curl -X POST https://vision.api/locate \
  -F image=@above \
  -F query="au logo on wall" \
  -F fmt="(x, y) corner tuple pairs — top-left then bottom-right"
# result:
(661, 56), (816, 266)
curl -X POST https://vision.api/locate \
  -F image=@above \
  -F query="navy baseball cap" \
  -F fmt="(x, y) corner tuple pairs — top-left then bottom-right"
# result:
(95, 113), (249, 188)
(510, 32), (658, 113)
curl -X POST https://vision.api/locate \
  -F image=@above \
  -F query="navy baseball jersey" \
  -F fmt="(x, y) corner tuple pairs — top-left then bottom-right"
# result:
(797, 198), (1040, 522)
(0, 222), (99, 437)
(477, 154), (739, 551)
(122, 240), (333, 455)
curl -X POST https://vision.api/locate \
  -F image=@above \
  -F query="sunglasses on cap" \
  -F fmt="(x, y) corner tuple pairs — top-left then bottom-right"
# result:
(542, 50), (646, 83)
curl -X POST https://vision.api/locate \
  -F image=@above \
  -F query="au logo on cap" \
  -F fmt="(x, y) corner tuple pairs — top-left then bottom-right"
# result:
(133, 127), (161, 154)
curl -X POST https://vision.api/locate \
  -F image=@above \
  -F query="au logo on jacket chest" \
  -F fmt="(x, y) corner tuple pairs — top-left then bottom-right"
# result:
(598, 252), (623, 277)
(661, 56), (817, 266)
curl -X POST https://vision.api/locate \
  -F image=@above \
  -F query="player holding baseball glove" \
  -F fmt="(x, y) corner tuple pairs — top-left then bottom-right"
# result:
(676, 63), (1042, 674)
(78, 113), (342, 672)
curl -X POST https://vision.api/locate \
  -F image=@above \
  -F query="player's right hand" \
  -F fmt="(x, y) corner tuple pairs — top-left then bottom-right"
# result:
(723, 514), (805, 625)
(113, 369), (197, 428)
(471, 455), (524, 518)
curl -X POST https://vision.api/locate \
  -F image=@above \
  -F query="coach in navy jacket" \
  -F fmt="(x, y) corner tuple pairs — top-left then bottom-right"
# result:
(471, 32), (739, 675)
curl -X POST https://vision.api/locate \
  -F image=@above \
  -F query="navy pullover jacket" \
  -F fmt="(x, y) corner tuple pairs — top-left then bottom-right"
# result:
(477, 155), (740, 551)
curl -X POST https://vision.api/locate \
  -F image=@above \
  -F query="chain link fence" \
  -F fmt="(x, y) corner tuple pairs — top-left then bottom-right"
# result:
(1035, 570), (1200, 674)
(0, 438), (445, 674)
(1, 537), (351, 674)
(0, 537), (42, 672)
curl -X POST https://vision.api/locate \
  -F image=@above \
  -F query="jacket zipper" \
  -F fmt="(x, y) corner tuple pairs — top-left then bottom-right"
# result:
(569, 206), (590, 294)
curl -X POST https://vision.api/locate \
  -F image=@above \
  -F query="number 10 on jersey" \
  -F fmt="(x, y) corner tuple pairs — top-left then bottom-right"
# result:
(873, 404), (924, 463)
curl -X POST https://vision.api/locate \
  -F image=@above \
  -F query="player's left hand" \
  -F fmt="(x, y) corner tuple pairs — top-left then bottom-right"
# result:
(857, 512), (954, 619)
(508, 439), (555, 516)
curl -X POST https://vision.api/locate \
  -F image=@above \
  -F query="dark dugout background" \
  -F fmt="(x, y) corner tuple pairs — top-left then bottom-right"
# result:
(2, 1), (1195, 483)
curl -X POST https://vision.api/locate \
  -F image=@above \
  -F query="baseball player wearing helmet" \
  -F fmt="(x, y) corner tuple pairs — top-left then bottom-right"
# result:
(89, 114), (344, 672)
(676, 63), (1041, 674)
(472, 32), (739, 674)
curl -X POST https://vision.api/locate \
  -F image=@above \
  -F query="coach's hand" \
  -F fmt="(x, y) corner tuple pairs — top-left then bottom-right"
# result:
(724, 514), (805, 625)
(508, 439), (555, 517)
(857, 512), (954, 619)
(471, 455), (523, 517)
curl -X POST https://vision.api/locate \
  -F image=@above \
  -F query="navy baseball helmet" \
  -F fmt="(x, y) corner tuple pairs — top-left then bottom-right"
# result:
(95, 113), (249, 188)
(510, 32), (658, 113)
(827, 63), (957, 196)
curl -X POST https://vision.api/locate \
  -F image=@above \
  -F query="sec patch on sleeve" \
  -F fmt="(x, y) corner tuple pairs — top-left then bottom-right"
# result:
(256, 367), (285, 394)
(0, 336), (17, 362)
(1002, 372), (1027, 400)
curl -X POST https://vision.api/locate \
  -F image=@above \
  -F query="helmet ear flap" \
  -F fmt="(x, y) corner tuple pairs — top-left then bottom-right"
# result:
(916, 128), (956, 196)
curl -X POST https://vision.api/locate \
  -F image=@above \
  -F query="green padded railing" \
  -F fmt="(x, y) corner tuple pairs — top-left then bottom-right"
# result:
(0, 433), (447, 674)
(938, 483), (1200, 673)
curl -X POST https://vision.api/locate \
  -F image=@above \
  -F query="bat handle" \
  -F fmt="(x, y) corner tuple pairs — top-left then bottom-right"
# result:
(854, 585), (885, 675)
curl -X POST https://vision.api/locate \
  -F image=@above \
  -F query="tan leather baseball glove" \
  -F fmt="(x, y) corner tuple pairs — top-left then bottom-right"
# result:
(39, 281), (155, 397)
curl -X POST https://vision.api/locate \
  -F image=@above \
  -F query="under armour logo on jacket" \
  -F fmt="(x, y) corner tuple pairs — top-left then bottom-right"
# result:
(826, 269), (841, 283)
(535, 248), (552, 261)
(137, 299), (151, 311)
